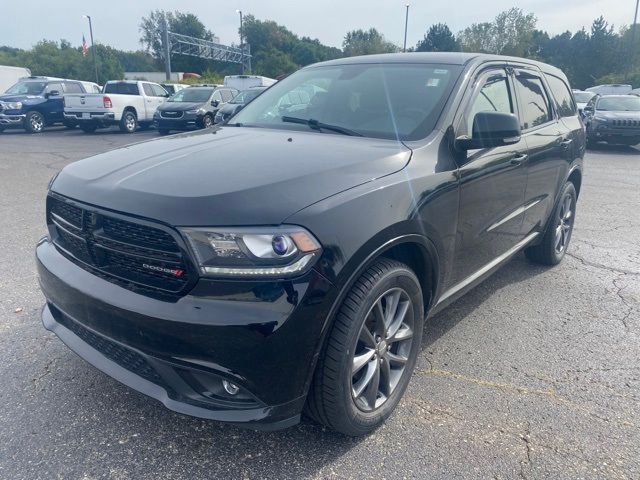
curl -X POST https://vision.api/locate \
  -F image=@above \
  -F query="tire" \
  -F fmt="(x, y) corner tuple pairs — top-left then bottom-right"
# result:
(119, 110), (138, 133)
(201, 114), (214, 129)
(24, 111), (45, 133)
(525, 181), (577, 266)
(80, 123), (98, 133)
(305, 258), (424, 436)
(158, 129), (170, 136)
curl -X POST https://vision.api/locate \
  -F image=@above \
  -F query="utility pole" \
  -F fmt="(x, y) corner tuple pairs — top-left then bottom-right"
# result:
(403, 4), (410, 52)
(83, 15), (99, 83)
(631, 0), (640, 77)
(236, 10), (244, 74)
(163, 15), (172, 81)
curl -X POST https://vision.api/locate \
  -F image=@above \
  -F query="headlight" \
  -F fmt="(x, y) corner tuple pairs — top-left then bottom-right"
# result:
(2, 101), (22, 110)
(180, 226), (322, 278)
(186, 108), (206, 115)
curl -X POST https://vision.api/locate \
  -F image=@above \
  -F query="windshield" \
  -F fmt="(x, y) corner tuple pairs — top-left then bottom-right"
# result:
(169, 88), (213, 103)
(597, 96), (640, 111)
(231, 63), (463, 141)
(574, 92), (595, 103)
(230, 89), (264, 104)
(5, 81), (46, 95)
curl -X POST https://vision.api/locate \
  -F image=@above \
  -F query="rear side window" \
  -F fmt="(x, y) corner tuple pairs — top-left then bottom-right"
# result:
(221, 89), (233, 102)
(63, 82), (83, 93)
(514, 72), (552, 130)
(546, 75), (577, 117)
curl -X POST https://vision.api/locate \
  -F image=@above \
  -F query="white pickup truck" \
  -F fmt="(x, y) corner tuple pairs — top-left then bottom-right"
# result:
(64, 80), (169, 133)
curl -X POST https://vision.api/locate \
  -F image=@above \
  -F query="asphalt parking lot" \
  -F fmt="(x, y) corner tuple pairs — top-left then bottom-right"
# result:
(0, 126), (639, 479)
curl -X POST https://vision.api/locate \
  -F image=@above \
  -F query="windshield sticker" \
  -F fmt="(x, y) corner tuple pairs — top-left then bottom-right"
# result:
(434, 69), (448, 75)
(426, 78), (441, 87)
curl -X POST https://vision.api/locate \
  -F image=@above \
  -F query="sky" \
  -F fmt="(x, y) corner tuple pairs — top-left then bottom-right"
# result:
(0, 0), (636, 52)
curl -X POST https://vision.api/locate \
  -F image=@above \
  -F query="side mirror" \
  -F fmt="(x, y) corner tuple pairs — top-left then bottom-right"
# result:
(583, 105), (594, 115)
(211, 100), (219, 107)
(456, 111), (521, 150)
(47, 90), (61, 98)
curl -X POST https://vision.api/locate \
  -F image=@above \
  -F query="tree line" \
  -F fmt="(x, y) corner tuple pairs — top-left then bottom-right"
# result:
(0, 8), (638, 89)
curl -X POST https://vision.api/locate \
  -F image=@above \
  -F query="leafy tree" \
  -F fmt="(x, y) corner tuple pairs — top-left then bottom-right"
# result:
(459, 8), (536, 56)
(458, 22), (494, 53)
(416, 23), (460, 52)
(342, 28), (398, 57)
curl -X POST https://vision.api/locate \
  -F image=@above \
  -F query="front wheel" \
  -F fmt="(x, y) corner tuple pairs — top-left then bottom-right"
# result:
(305, 258), (424, 436)
(525, 181), (577, 265)
(200, 114), (213, 129)
(119, 110), (138, 133)
(24, 111), (45, 133)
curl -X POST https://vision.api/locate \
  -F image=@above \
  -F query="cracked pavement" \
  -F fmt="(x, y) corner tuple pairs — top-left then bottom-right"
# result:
(0, 129), (638, 479)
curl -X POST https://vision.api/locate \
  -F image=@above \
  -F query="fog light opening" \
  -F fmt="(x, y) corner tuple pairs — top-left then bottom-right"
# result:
(222, 379), (240, 395)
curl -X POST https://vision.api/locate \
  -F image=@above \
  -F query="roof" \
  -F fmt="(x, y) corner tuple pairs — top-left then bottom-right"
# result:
(308, 52), (567, 79)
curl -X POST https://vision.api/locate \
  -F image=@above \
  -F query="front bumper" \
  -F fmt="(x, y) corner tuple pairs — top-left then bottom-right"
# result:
(36, 237), (335, 429)
(0, 112), (26, 125)
(154, 115), (200, 130)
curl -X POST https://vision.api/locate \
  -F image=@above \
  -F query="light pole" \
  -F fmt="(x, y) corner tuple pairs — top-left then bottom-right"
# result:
(83, 15), (99, 84)
(630, 0), (640, 78)
(236, 9), (244, 74)
(403, 4), (410, 52)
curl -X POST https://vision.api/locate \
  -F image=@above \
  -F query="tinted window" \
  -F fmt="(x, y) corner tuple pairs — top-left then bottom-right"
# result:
(574, 91), (596, 103)
(63, 82), (83, 94)
(142, 83), (154, 96)
(514, 72), (552, 129)
(232, 63), (463, 141)
(104, 83), (139, 95)
(546, 75), (576, 117)
(466, 71), (513, 134)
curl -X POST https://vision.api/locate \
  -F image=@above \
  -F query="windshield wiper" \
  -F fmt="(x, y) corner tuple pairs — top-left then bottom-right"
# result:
(281, 116), (363, 136)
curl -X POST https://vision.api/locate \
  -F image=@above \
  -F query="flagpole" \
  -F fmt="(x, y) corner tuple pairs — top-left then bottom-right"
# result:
(83, 15), (99, 84)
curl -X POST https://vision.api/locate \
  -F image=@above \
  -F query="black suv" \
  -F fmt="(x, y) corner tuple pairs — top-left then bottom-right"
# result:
(583, 94), (640, 146)
(154, 86), (238, 135)
(37, 53), (584, 435)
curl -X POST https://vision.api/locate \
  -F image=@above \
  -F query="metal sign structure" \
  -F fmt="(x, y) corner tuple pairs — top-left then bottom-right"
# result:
(162, 24), (251, 80)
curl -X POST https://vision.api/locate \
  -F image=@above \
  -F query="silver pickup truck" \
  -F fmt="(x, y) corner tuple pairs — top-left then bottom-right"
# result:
(64, 80), (168, 133)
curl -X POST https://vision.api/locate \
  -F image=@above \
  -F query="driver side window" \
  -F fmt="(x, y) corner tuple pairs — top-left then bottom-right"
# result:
(465, 72), (513, 135)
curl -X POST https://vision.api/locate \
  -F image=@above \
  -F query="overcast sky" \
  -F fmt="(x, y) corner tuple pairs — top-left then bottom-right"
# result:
(0, 0), (635, 52)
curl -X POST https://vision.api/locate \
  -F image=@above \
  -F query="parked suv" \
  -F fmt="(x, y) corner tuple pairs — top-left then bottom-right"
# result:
(583, 94), (640, 146)
(37, 53), (584, 435)
(154, 85), (238, 134)
(0, 78), (88, 133)
(214, 86), (267, 124)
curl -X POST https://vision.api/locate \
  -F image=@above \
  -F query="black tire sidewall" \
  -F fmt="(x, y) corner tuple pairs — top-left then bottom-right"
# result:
(120, 111), (137, 133)
(547, 182), (577, 264)
(334, 265), (423, 434)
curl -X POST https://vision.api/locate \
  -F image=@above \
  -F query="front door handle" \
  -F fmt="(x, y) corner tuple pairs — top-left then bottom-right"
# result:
(510, 153), (528, 165)
(560, 138), (573, 149)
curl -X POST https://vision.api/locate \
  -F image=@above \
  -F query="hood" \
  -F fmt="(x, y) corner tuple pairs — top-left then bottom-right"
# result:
(0, 94), (37, 102)
(158, 101), (205, 112)
(52, 126), (411, 226)
(595, 110), (640, 119)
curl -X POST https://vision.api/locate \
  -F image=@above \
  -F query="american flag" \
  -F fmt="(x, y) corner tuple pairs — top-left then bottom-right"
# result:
(82, 35), (88, 57)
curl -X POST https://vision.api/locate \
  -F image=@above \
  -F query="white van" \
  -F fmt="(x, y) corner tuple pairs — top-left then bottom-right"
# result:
(0, 65), (32, 92)
(224, 75), (276, 90)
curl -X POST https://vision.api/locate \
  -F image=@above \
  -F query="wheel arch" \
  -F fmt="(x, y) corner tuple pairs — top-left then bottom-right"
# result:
(567, 167), (582, 198)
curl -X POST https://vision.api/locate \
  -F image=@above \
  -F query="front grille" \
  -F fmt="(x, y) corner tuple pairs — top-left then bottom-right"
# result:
(161, 111), (184, 119)
(611, 119), (640, 128)
(50, 304), (164, 386)
(48, 194), (192, 298)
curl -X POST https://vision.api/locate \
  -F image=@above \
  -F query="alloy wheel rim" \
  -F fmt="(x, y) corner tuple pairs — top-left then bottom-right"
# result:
(125, 114), (135, 131)
(351, 287), (414, 412)
(31, 114), (43, 132)
(555, 194), (574, 253)
(203, 116), (212, 127)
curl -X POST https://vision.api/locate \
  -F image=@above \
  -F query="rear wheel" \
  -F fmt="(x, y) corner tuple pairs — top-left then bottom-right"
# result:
(305, 258), (423, 436)
(119, 110), (138, 133)
(525, 181), (577, 265)
(201, 114), (213, 129)
(24, 111), (45, 133)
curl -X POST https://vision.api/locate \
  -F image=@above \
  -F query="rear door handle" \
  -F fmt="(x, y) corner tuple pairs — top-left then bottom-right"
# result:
(510, 153), (528, 165)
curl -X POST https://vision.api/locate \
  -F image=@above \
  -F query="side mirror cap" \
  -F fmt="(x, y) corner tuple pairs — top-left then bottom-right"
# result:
(47, 90), (61, 98)
(212, 100), (219, 107)
(456, 111), (521, 150)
